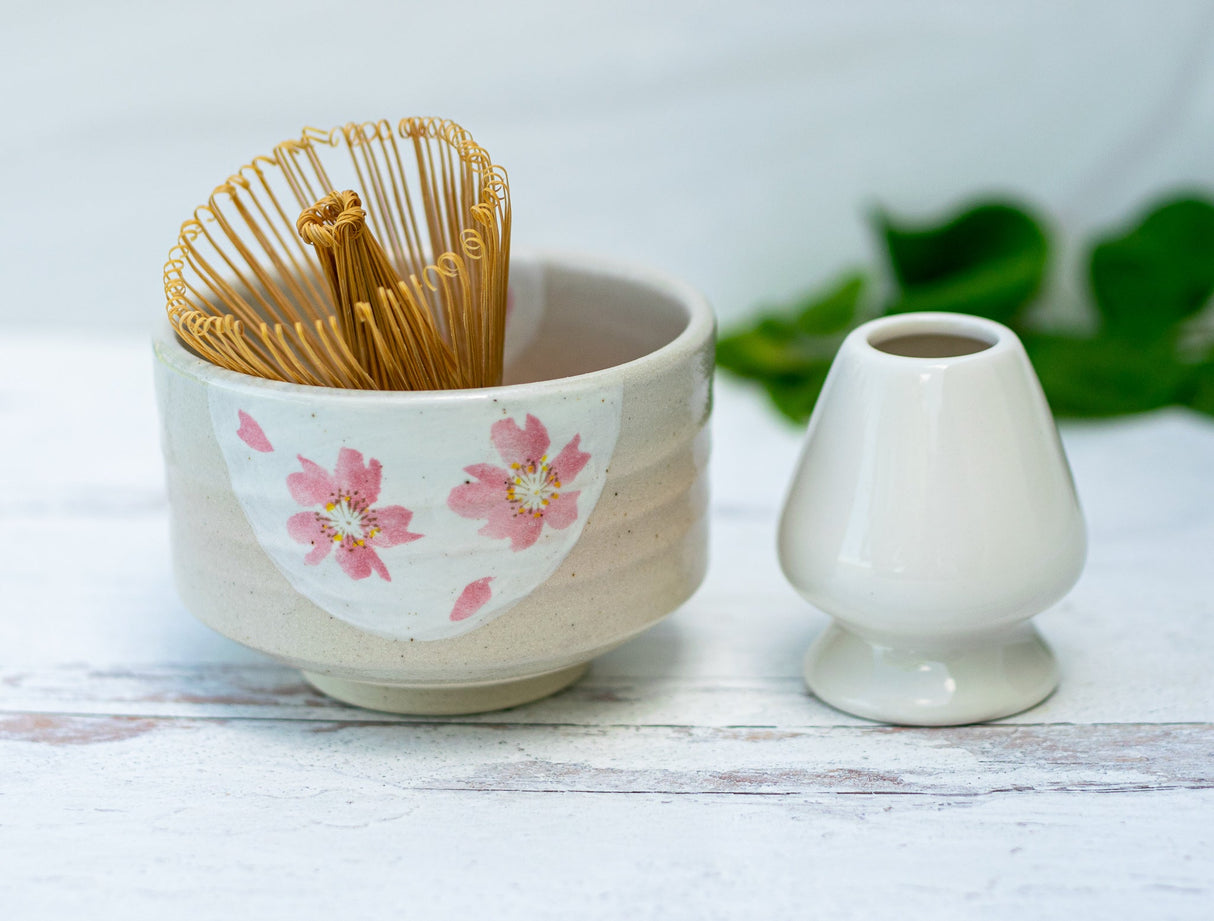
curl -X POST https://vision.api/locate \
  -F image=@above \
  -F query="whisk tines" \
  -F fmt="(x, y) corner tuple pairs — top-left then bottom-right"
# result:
(163, 118), (512, 391)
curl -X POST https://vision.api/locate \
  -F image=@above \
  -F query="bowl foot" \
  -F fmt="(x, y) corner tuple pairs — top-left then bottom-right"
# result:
(302, 663), (590, 715)
(804, 621), (1058, 726)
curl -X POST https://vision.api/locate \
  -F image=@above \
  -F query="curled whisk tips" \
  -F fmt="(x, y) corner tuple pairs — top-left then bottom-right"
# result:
(296, 190), (367, 248)
(165, 115), (511, 392)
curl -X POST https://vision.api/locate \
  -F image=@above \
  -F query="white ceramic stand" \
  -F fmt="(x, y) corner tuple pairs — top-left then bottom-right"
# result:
(779, 313), (1085, 726)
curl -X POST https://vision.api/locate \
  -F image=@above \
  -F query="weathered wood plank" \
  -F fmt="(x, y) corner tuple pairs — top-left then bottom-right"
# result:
(1, 713), (1210, 796)
(1, 780), (1210, 921)
(0, 665), (863, 726)
(7, 654), (1214, 730)
(3, 341), (1214, 921)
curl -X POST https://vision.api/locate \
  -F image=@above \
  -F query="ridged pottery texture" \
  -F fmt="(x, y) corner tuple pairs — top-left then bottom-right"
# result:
(154, 253), (714, 713)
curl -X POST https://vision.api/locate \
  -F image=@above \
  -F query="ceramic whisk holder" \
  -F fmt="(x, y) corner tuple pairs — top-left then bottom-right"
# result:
(778, 312), (1085, 726)
(154, 253), (714, 714)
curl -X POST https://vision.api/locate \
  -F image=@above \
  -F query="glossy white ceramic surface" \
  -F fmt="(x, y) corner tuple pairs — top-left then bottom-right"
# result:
(154, 252), (715, 714)
(779, 312), (1086, 725)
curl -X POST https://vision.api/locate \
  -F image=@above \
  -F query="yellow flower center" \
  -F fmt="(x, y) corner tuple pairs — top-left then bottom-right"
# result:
(507, 456), (561, 519)
(318, 496), (379, 547)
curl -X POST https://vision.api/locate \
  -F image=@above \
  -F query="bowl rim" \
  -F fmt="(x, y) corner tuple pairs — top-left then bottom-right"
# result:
(154, 249), (715, 403)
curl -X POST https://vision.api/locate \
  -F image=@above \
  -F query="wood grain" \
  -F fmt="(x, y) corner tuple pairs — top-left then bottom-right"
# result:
(2, 712), (1211, 795)
(1, 340), (1212, 919)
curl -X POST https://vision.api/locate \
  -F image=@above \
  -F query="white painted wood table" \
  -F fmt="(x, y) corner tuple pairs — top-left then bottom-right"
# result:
(2, 336), (1212, 919)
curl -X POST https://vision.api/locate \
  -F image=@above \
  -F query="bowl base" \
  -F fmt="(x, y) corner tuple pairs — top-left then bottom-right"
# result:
(302, 663), (590, 715)
(805, 621), (1058, 726)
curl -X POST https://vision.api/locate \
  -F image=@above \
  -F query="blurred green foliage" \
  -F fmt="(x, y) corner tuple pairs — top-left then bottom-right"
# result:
(717, 195), (1214, 424)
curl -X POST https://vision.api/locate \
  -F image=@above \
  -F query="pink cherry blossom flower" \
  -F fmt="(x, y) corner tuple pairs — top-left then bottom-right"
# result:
(448, 414), (590, 552)
(286, 447), (422, 581)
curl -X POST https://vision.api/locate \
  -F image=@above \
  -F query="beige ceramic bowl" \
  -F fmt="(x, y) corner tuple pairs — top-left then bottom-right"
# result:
(154, 252), (714, 714)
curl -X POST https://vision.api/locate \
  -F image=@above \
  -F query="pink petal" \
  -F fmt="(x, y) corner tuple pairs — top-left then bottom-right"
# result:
(287, 511), (332, 565)
(543, 490), (581, 531)
(236, 410), (274, 453)
(337, 543), (390, 581)
(367, 550), (390, 581)
(491, 414), (550, 465)
(451, 576), (494, 621)
(550, 434), (590, 484)
(369, 505), (423, 548)
(480, 503), (545, 552)
(448, 464), (510, 519)
(288, 456), (336, 507)
(335, 447), (383, 505)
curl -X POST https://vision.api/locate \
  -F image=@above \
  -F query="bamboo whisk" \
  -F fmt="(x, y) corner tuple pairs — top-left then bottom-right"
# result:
(163, 118), (511, 390)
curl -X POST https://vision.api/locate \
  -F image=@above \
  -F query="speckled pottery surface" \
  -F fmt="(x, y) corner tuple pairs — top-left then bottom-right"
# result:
(154, 252), (714, 714)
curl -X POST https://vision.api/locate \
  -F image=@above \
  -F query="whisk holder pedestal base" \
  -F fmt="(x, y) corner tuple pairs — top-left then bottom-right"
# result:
(804, 621), (1058, 726)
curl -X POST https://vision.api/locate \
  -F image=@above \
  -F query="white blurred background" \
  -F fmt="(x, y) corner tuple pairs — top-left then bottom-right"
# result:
(3, 0), (1214, 332)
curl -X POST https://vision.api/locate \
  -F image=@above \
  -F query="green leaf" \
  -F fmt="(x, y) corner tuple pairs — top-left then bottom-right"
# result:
(716, 273), (867, 424)
(764, 368), (832, 425)
(1089, 195), (1214, 340)
(716, 273), (865, 378)
(794, 274), (864, 335)
(1024, 333), (1192, 417)
(1183, 361), (1214, 417)
(719, 195), (1214, 426)
(878, 201), (1048, 325)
